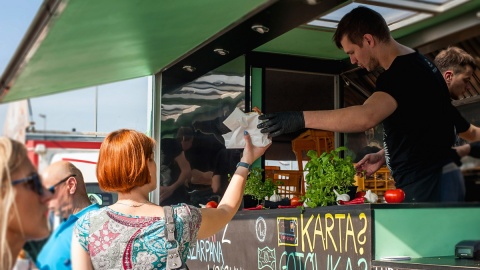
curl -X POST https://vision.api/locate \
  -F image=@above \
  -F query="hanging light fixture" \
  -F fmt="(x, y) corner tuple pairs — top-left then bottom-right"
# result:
(213, 48), (229, 56)
(182, 65), (196, 72)
(251, 24), (269, 34)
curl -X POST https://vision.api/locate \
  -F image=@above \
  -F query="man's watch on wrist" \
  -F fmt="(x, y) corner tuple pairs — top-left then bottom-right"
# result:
(236, 162), (251, 171)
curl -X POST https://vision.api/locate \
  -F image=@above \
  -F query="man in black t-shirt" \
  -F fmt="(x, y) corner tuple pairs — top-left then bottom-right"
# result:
(257, 6), (471, 202)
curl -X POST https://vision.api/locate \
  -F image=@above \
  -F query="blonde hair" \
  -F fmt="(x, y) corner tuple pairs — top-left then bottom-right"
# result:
(0, 137), (28, 269)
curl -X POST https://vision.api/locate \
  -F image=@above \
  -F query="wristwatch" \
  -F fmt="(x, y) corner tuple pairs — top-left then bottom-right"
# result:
(236, 162), (251, 171)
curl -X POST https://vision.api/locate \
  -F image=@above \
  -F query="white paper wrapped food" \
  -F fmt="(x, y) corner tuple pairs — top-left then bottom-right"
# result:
(222, 107), (271, 148)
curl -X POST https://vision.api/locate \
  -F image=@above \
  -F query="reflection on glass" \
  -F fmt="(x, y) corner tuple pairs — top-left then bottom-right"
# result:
(160, 57), (246, 207)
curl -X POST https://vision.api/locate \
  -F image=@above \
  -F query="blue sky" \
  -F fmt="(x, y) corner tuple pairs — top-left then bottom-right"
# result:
(0, 1), (148, 134)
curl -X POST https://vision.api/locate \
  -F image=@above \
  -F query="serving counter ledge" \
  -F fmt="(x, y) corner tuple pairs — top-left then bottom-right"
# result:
(186, 202), (480, 270)
(373, 256), (480, 270)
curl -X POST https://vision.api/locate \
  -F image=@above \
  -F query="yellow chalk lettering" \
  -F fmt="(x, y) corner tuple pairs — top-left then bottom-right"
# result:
(314, 213), (326, 250)
(345, 213), (358, 253)
(357, 213), (368, 245)
(301, 213), (314, 252)
(335, 213), (346, 253)
(325, 213), (337, 251)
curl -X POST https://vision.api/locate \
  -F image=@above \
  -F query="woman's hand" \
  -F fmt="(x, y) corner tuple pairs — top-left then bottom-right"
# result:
(197, 131), (270, 240)
(240, 131), (271, 164)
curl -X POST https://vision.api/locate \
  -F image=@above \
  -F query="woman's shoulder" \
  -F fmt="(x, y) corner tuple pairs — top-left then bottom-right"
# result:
(171, 203), (202, 220)
(77, 207), (107, 221)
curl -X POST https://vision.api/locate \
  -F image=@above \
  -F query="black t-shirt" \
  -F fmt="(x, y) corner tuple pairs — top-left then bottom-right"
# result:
(160, 138), (191, 205)
(377, 52), (456, 199)
(160, 138), (183, 185)
(452, 104), (470, 135)
(185, 132), (226, 172)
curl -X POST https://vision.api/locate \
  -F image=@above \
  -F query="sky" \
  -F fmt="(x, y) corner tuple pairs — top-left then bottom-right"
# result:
(0, 1), (148, 135)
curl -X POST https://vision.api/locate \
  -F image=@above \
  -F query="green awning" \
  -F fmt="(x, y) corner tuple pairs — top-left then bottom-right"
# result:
(1, 0), (479, 103)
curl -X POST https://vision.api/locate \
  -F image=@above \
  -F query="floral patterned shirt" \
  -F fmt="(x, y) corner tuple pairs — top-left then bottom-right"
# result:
(74, 203), (202, 269)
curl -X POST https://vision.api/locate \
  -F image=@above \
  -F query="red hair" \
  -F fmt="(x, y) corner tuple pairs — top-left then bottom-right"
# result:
(97, 129), (156, 193)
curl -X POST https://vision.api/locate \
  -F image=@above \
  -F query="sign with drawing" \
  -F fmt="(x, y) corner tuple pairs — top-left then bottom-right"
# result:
(187, 207), (372, 269)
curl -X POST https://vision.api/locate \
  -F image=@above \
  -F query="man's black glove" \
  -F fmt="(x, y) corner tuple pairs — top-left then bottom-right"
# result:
(469, 141), (480, 158)
(257, 111), (305, 137)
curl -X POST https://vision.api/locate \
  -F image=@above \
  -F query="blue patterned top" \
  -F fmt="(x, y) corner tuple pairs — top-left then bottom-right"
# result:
(74, 203), (202, 269)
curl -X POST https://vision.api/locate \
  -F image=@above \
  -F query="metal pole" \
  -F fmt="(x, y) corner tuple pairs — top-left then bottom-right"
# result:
(94, 86), (98, 133)
(39, 113), (46, 131)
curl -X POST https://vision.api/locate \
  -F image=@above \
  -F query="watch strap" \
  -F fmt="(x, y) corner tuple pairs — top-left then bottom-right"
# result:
(236, 162), (251, 171)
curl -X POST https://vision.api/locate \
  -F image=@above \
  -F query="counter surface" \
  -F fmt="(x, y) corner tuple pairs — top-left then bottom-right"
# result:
(373, 256), (480, 269)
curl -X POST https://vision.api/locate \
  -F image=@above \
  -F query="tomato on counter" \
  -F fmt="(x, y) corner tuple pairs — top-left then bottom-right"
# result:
(290, 196), (302, 206)
(384, 189), (405, 203)
(205, 201), (218, 208)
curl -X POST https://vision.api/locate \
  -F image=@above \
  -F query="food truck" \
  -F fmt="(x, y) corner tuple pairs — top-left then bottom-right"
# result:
(2, 0), (480, 269)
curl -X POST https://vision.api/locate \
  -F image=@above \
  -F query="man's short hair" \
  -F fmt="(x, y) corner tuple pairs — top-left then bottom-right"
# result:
(333, 6), (390, 49)
(434, 46), (477, 74)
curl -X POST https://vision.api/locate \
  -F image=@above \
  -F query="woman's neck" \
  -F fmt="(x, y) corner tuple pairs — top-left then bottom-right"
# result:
(117, 189), (150, 203)
(6, 230), (25, 267)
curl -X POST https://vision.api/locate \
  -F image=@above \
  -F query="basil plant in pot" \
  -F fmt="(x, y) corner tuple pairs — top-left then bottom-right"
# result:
(244, 167), (278, 206)
(303, 146), (356, 207)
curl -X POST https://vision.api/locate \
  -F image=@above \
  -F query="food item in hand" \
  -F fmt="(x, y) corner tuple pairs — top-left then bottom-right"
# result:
(252, 106), (263, 115)
(290, 196), (302, 206)
(205, 201), (218, 208)
(384, 189), (405, 203)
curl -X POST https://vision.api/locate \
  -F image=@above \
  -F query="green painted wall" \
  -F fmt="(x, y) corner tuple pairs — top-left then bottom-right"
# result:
(374, 207), (480, 259)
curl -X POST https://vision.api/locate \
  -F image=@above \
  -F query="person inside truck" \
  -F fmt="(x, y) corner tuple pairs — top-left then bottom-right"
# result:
(159, 137), (192, 205)
(257, 6), (466, 202)
(71, 128), (269, 269)
(36, 161), (100, 270)
(433, 46), (480, 167)
(0, 137), (52, 270)
(176, 126), (241, 205)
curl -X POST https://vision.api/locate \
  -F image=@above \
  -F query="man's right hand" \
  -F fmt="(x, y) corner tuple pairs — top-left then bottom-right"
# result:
(355, 151), (386, 177)
(257, 111), (305, 137)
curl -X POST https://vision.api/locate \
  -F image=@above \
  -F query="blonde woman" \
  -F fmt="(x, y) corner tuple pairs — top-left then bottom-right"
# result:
(72, 129), (270, 269)
(0, 137), (52, 269)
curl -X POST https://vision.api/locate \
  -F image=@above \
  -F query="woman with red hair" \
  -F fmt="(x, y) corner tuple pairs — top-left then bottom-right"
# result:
(72, 128), (269, 269)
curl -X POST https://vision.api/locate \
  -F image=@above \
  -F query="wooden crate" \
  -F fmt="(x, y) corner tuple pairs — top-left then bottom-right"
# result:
(267, 170), (304, 199)
(354, 166), (395, 196)
(291, 129), (335, 171)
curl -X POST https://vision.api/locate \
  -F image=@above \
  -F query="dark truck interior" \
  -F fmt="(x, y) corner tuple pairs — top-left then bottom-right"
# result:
(1, 0), (480, 203)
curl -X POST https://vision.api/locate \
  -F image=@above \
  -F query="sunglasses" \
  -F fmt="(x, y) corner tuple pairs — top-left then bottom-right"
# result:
(48, 174), (76, 194)
(12, 173), (45, 196)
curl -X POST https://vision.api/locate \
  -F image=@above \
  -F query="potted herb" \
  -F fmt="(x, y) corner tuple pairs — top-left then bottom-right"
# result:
(303, 146), (356, 207)
(244, 167), (278, 206)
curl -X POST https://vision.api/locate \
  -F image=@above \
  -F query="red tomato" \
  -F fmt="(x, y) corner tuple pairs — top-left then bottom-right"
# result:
(290, 197), (302, 206)
(384, 189), (405, 203)
(205, 201), (218, 208)
(355, 191), (366, 199)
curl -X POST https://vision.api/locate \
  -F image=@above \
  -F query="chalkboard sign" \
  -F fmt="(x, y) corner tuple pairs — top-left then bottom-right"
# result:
(187, 206), (372, 270)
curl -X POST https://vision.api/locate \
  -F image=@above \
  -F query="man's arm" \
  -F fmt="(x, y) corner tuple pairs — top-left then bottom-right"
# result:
(458, 124), (480, 142)
(454, 141), (480, 158)
(258, 91), (396, 137)
(160, 151), (191, 203)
